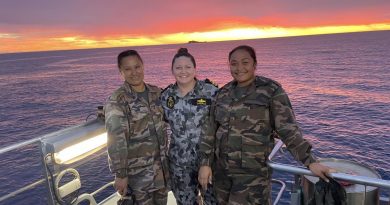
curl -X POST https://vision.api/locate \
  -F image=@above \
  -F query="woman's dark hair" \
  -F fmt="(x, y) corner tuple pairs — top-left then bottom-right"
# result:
(117, 49), (143, 69)
(171, 48), (196, 69)
(228, 45), (257, 64)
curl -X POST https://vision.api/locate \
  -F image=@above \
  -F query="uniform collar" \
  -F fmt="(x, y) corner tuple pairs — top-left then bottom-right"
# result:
(228, 77), (261, 100)
(172, 78), (201, 97)
(123, 81), (158, 95)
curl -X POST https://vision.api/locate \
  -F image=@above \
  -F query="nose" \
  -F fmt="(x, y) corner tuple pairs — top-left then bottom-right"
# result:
(231, 64), (242, 72)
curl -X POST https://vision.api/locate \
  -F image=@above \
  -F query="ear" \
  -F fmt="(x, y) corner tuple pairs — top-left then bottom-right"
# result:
(119, 68), (125, 78)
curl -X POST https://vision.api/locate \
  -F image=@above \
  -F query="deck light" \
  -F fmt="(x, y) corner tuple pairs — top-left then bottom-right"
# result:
(53, 132), (107, 164)
(41, 119), (107, 165)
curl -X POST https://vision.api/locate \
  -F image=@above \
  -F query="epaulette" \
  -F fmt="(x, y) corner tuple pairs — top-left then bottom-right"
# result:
(147, 83), (162, 93)
(256, 76), (281, 88)
(205, 78), (219, 88)
(161, 83), (174, 93)
(267, 78), (282, 90)
(110, 87), (126, 100)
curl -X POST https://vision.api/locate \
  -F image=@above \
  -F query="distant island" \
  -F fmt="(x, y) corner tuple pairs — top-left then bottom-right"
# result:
(188, 40), (206, 43)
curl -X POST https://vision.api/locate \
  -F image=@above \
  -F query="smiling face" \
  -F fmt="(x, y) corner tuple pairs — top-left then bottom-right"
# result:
(172, 56), (196, 85)
(119, 55), (144, 89)
(229, 49), (256, 87)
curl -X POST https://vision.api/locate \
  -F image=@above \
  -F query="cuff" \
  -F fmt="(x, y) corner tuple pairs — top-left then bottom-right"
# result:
(199, 154), (211, 167)
(304, 155), (317, 167)
(115, 168), (128, 178)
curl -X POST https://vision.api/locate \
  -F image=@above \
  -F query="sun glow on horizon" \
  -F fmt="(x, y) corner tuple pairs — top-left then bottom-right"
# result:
(1, 23), (389, 53)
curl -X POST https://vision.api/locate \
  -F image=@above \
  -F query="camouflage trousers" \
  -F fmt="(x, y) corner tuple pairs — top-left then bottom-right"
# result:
(169, 163), (218, 205)
(131, 187), (168, 205)
(213, 168), (271, 205)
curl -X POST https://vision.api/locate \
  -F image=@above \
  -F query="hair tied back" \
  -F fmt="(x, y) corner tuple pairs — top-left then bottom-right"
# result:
(177, 48), (188, 54)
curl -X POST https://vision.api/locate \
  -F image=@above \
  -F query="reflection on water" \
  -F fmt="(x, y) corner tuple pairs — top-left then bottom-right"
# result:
(0, 31), (389, 204)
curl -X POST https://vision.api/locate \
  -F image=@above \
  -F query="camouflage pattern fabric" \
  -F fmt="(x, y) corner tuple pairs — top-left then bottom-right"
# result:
(161, 79), (218, 205)
(118, 187), (168, 205)
(104, 82), (170, 202)
(169, 164), (217, 205)
(133, 187), (168, 205)
(213, 170), (271, 205)
(199, 76), (316, 204)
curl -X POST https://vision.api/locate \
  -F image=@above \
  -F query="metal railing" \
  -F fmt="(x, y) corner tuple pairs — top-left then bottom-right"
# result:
(267, 140), (390, 189)
(267, 140), (390, 204)
(0, 137), (44, 203)
(1, 129), (389, 204)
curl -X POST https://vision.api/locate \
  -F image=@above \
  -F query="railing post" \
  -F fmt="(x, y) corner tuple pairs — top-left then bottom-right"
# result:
(40, 141), (56, 205)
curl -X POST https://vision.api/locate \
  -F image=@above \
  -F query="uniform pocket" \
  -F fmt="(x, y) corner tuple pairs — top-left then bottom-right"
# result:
(241, 132), (270, 169)
(243, 100), (270, 122)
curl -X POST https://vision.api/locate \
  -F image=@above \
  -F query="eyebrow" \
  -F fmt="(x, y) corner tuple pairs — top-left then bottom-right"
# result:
(230, 58), (250, 61)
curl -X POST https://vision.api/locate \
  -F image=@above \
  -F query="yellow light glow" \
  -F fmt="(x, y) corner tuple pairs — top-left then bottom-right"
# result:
(1, 23), (389, 53)
(54, 132), (107, 164)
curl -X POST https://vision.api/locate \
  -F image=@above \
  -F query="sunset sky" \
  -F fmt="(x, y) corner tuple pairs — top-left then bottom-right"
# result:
(0, 0), (389, 53)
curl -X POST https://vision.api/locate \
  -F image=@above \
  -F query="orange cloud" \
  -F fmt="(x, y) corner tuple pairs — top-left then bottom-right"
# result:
(1, 23), (389, 53)
(1, 1), (389, 53)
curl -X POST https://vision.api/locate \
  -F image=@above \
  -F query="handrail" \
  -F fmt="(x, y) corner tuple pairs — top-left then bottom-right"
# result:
(271, 179), (286, 205)
(2, 129), (389, 204)
(267, 140), (390, 189)
(0, 179), (46, 202)
(0, 137), (42, 155)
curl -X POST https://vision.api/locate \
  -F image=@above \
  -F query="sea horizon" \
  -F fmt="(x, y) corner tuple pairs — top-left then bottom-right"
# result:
(1, 30), (388, 55)
(0, 30), (389, 204)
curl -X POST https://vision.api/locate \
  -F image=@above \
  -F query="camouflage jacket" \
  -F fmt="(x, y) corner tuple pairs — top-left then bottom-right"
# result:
(104, 82), (170, 191)
(199, 76), (316, 173)
(161, 79), (218, 167)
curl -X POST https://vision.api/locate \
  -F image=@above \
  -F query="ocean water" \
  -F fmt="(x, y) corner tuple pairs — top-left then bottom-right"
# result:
(0, 31), (389, 204)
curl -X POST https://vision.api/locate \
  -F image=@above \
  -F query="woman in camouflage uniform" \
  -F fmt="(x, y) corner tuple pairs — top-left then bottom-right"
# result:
(198, 45), (332, 204)
(161, 48), (218, 205)
(105, 50), (170, 204)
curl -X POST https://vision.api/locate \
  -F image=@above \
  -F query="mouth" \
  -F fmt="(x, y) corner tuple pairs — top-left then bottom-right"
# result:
(234, 72), (247, 76)
(129, 76), (142, 81)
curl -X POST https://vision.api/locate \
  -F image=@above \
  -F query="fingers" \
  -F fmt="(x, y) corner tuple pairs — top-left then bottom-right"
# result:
(318, 172), (329, 183)
(309, 163), (331, 183)
(198, 176), (208, 190)
(116, 186), (124, 196)
(328, 168), (337, 175)
(122, 186), (128, 196)
(114, 182), (126, 196)
(198, 166), (212, 190)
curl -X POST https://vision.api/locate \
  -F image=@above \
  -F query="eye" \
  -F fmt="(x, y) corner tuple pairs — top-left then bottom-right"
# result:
(242, 61), (249, 65)
(230, 62), (237, 66)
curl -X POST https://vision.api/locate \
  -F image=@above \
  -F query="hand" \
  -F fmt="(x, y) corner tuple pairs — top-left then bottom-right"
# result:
(308, 162), (336, 183)
(198, 166), (212, 190)
(114, 176), (128, 196)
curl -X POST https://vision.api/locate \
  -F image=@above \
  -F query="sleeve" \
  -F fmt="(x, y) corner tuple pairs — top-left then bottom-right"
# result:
(270, 86), (317, 167)
(198, 99), (218, 167)
(104, 98), (129, 178)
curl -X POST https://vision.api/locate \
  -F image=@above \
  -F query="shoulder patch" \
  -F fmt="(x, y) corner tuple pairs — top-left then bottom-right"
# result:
(161, 84), (174, 94)
(205, 78), (218, 88)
